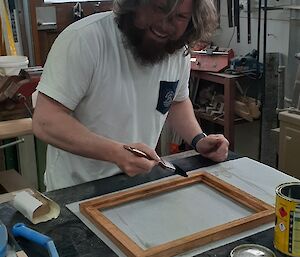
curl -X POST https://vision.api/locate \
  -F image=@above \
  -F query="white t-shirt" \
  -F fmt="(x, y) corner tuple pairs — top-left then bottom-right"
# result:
(37, 11), (190, 190)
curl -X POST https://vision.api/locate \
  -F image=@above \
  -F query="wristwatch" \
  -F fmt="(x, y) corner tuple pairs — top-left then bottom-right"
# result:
(191, 132), (207, 151)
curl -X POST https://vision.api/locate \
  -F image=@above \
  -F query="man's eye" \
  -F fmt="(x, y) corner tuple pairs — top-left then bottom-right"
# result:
(155, 5), (166, 13)
(176, 14), (189, 20)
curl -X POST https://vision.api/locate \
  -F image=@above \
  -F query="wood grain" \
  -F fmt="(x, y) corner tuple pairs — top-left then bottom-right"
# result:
(0, 118), (32, 139)
(80, 171), (275, 257)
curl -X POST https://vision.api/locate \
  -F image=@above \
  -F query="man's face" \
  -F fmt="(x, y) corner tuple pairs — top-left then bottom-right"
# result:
(135, 0), (193, 44)
(122, 0), (193, 65)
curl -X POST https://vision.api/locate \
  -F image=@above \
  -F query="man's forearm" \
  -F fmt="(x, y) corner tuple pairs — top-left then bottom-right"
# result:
(166, 98), (203, 145)
(32, 94), (122, 163)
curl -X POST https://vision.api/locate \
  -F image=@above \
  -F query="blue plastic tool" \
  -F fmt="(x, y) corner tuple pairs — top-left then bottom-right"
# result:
(0, 221), (7, 257)
(12, 223), (59, 257)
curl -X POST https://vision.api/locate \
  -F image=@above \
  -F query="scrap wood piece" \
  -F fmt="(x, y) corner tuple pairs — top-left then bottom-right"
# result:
(0, 118), (32, 139)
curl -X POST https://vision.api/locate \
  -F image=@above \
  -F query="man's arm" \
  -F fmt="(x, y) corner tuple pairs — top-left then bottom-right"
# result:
(32, 93), (159, 175)
(166, 98), (229, 162)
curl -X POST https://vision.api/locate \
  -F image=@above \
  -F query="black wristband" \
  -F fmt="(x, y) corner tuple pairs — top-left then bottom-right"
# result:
(191, 132), (207, 150)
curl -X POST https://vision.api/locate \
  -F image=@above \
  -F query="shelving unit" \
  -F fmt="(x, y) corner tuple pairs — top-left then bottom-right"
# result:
(190, 70), (244, 151)
(194, 111), (244, 127)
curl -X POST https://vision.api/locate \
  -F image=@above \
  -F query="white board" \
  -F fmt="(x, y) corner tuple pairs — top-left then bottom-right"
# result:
(67, 157), (299, 256)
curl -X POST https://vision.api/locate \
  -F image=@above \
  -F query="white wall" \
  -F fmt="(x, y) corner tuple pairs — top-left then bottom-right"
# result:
(212, 0), (300, 100)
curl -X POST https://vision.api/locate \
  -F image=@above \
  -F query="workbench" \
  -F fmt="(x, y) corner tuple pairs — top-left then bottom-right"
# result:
(0, 151), (285, 257)
(190, 71), (244, 151)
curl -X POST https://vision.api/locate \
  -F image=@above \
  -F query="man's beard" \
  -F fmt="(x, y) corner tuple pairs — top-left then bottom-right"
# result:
(117, 13), (184, 65)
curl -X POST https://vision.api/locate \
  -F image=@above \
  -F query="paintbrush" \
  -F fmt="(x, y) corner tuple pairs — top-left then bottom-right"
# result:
(123, 145), (188, 177)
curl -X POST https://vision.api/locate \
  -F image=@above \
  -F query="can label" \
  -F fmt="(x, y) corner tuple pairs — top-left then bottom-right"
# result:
(274, 183), (300, 256)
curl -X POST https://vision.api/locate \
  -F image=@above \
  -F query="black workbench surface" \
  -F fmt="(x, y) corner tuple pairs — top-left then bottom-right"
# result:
(0, 151), (283, 257)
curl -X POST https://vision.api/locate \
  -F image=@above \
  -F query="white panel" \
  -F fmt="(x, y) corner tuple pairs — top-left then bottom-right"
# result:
(103, 184), (253, 249)
(214, 0), (297, 97)
(214, 15), (290, 59)
(67, 157), (300, 257)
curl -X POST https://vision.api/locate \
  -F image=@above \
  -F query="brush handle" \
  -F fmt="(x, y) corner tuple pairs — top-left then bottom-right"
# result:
(123, 145), (153, 160)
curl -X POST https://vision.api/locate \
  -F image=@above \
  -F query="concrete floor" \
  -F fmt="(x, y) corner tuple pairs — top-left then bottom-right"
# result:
(234, 120), (261, 161)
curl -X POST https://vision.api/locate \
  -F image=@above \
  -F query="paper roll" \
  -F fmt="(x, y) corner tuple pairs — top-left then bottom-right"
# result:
(11, 189), (60, 224)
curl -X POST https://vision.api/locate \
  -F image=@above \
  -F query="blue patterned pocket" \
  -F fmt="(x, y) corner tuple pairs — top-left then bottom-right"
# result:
(156, 80), (179, 114)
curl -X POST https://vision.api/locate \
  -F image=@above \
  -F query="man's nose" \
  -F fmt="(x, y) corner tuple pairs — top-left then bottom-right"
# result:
(160, 15), (175, 32)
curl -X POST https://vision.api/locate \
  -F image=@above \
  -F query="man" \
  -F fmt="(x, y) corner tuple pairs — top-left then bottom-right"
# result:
(33, 0), (229, 191)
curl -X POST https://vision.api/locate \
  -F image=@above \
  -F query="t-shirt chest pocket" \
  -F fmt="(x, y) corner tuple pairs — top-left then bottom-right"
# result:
(156, 80), (179, 115)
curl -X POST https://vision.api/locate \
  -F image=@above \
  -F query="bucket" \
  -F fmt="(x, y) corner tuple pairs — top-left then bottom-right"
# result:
(274, 182), (300, 256)
(0, 55), (29, 76)
(0, 221), (7, 257)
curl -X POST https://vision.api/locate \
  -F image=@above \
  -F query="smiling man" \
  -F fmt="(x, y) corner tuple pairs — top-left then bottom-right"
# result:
(33, 0), (229, 191)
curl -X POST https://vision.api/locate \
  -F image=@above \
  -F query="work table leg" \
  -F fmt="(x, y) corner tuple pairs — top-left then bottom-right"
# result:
(224, 78), (235, 151)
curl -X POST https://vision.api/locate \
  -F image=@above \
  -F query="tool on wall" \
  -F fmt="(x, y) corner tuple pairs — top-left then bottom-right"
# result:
(233, 0), (240, 43)
(247, 0), (251, 43)
(214, 0), (221, 26)
(256, 0), (262, 79)
(227, 0), (233, 27)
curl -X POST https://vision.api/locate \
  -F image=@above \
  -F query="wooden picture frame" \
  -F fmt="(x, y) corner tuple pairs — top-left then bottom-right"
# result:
(80, 171), (275, 257)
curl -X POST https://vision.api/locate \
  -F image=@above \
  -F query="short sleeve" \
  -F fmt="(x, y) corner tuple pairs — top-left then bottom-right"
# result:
(173, 53), (190, 102)
(37, 29), (97, 110)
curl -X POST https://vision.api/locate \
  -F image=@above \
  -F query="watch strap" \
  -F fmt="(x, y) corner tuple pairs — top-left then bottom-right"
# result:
(191, 132), (207, 150)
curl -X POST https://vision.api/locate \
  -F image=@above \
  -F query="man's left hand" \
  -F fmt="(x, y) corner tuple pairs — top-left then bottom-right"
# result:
(196, 134), (229, 162)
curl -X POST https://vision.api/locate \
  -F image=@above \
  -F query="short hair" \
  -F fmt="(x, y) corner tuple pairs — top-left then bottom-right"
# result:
(113, 0), (218, 48)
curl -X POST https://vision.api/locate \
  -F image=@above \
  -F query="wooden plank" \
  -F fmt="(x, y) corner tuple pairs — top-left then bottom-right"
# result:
(0, 118), (32, 139)
(202, 173), (272, 211)
(84, 207), (144, 257)
(80, 171), (275, 257)
(80, 174), (203, 210)
(0, 188), (33, 204)
(144, 210), (274, 257)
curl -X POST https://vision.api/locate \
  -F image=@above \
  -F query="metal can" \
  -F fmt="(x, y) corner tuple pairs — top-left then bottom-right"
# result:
(274, 182), (300, 256)
(230, 244), (276, 257)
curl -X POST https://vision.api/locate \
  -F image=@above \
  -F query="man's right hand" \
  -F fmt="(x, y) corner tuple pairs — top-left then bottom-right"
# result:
(113, 143), (160, 176)
(33, 93), (160, 177)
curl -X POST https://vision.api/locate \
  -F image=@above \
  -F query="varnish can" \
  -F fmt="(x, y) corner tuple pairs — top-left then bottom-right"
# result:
(230, 244), (276, 257)
(274, 182), (300, 256)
